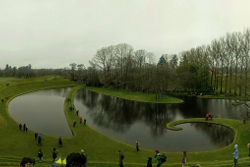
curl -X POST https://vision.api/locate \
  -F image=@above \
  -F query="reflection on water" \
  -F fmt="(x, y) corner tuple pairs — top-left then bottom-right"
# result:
(74, 89), (236, 152)
(9, 88), (73, 137)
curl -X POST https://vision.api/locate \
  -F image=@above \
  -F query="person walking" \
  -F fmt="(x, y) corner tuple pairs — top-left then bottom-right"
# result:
(232, 144), (239, 167)
(23, 123), (26, 131)
(58, 137), (63, 147)
(152, 150), (166, 167)
(80, 117), (83, 124)
(135, 141), (140, 151)
(35, 133), (38, 141)
(76, 110), (79, 116)
(146, 157), (152, 167)
(118, 150), (124, 167)
(38, 149), (43, 163)
(38, 133), (42, 145)
(52, 148), (58, 165)
(73, 120), (76, 127)
(25, 126), (28, 132)
(19, 123), (22, 130)
(182, 151), (186, 167)
(84, 119), (86, 125)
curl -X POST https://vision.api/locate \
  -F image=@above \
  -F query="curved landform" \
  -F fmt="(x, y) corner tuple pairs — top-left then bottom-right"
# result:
(0, 77), (250, 166)
(166, 118), (237, 131)
(84, 86), (184, 103)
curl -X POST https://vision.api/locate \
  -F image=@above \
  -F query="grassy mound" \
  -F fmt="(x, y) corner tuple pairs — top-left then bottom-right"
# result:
(85, 86), (183, 103)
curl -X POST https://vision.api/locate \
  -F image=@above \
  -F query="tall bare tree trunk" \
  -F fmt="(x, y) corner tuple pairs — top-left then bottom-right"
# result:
(239, 63), (243, 96)
(225, 67), (229, 93)
(220, 67), (224, 93)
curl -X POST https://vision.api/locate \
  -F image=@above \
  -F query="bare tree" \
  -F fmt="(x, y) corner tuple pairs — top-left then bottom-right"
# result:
(241, 28), (250, 96)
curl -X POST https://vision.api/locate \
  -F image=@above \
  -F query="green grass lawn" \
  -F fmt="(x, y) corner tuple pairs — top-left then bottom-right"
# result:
(0, 76), (249, 166)
(84, 86), (183, 103)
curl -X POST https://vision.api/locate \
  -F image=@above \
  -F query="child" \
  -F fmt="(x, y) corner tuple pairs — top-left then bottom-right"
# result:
(232, 144), (238, 167)
(146, 157), (152, 167)
(182, 151), (186, 167)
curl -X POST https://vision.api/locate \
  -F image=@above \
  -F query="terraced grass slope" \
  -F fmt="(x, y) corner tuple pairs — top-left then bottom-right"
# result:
(0, 76), (250, 166)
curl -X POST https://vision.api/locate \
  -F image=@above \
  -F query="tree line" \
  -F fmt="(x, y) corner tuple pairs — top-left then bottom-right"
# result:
(68, 28), (250, 98)
(0, 64), (64, 78)
(2, 28), (250, 98)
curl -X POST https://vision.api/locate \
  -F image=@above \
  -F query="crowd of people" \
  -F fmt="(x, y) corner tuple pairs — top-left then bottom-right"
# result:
(19, 148), (87, 167)
(19, 123), (28, 132)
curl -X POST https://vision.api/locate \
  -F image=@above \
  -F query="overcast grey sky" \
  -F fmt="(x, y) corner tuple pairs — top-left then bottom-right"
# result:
(1, 0), (250, 69)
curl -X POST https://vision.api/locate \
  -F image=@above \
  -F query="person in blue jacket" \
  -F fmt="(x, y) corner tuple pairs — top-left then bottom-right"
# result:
(232, 144), (239, 167)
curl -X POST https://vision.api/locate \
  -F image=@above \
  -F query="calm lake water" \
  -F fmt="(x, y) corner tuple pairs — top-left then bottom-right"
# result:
(74, 89), (238, 152)
(8, 88), (73, 137)
(8, 88), (238, 151)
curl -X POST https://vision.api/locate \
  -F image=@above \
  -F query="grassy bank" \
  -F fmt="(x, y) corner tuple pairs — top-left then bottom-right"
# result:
(172, 92), (246, 101)
(0, 77), (250, 166)
(84, 86), (183, 103)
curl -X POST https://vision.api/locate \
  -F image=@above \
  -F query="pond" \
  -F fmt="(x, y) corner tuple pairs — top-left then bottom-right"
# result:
(8, 88), (238, 151)
(8, 88), (73, 137)
(74, 89), (238, 152)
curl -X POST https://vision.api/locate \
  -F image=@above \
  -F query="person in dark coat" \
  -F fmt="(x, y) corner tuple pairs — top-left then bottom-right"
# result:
(35, 133), (38, 141)
(209, 114), (213, 120)
(73, 120), (76, 127)
(25, 126), (28, 132)
(19, 123), (22, 130)
(19, 157), (35, 167)
(84, 119), (86, 125)
(58, 137), (63, 147)
(23, 123), (26, 131)
(1, 99), (3, 103)
(66, 152), (86, 167)
(136, 141), (140, 151)
(147, 157), (152, 167)
(52, 148), (58, 164)
(38, 134), (42, 145)
(38, 149), (43, 163)
(76, 110), (79, 116)
(80, 149), (87, 167)
(118, 150), (124, 167)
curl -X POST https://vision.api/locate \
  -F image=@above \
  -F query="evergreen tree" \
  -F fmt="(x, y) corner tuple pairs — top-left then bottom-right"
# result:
(180, 54), (188, 65)
(157, 55), (166, 66)
(5, 64), (9, 70)
(170, 54), (178, 68)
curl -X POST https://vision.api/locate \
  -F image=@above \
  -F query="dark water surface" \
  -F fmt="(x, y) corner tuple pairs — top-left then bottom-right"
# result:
(74, 89), (238, 152)
(9, 88), (73, 137)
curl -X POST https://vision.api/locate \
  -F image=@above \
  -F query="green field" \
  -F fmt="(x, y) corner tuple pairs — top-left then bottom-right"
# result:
(84, 86), (183, 103)
(0, 76), (249, 166)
